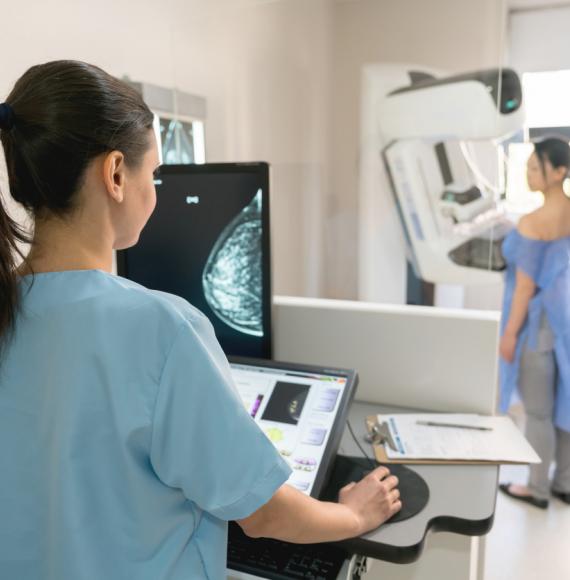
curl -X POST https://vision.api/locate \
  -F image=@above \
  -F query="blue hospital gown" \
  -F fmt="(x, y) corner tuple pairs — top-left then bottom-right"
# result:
(0, 269), (291, 580)
(500, 230), (570, 432)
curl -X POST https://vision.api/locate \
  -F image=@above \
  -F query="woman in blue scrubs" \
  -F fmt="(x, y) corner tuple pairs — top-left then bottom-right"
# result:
(499, 138), (570, 509)
(0, 61), (401, 580)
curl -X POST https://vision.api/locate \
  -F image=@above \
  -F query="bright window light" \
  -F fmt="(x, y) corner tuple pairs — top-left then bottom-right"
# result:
(504, 71), (570, 212)
(523, 70), (570, 128)
(505, 142), (542, 213)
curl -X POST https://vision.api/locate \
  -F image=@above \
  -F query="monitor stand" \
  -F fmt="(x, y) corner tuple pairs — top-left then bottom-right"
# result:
(320, 455), (429, 524)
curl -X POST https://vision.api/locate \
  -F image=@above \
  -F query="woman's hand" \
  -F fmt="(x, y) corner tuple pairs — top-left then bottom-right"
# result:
(237, 466), (401, 543)
(500, 331), (517, 363)
(338, 465), (401, 535)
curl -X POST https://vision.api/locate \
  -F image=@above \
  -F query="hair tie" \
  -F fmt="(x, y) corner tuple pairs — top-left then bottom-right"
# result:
(0, 103), (15, 130)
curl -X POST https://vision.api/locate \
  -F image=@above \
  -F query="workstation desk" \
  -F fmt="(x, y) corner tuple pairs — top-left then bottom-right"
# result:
(271, 296), (502, 580)
(228, 400), (498, 580)
(335, 401), (497, 567)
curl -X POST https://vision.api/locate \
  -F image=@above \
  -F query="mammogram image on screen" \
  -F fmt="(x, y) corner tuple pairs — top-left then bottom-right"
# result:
(262, 382), (310, 425)
(202, 189), (263, 337)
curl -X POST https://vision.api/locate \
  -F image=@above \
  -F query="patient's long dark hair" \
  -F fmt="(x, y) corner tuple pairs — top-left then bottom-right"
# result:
(0, 60), (154, 353)
(534, 137), (570, 180)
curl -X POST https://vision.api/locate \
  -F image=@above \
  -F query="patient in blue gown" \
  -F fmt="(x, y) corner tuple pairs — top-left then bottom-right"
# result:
(499, 138), (570, 509)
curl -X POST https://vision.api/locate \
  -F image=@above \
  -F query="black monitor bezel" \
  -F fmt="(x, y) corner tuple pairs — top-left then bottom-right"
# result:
(116, 162), (273, 359)
(228, 356), (359, 500)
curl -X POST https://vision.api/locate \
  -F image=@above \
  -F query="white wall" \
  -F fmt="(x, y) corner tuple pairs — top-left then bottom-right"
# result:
(327, 0), (508, 300)
(0, 0), (332, 297)
(509, 4), (570, 73)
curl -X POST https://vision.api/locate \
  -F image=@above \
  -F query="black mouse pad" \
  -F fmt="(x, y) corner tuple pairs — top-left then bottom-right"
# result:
(319, 455), (429, 524)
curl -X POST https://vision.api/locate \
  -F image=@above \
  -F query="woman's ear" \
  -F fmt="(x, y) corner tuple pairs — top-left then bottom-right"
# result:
(552, 165), (568, 184)
(102, 151), (126, 203)
(556, 166), (569, 183)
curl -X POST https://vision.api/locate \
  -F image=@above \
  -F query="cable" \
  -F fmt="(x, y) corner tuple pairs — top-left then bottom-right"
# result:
(459, 141), (501, 196)
(346, 420), (377, 470)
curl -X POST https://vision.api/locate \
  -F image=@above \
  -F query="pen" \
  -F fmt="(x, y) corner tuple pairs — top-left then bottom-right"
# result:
(416, 420), (493, 431)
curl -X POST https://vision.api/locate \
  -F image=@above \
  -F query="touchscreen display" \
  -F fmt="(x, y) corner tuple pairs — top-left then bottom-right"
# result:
(230, 362), (348, 495)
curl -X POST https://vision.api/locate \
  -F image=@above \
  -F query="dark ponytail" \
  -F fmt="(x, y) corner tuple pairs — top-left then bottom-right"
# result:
(0, 193), (31, 354)
(0, 60), (154, 349)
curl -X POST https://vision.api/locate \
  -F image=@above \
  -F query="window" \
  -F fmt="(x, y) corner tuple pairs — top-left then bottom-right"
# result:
(125, 80), (207, 166)
(157, 115), (205, 165)
(523, 70), (570, 130)
(504, 70), (570, 211)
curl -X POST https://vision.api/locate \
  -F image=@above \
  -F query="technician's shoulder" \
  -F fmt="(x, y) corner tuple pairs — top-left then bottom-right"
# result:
(103, 273), (210, 330)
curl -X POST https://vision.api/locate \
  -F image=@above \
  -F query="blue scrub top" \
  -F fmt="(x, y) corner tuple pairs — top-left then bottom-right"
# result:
(500, 230), (570, 432)
(0, 270), (291, 580)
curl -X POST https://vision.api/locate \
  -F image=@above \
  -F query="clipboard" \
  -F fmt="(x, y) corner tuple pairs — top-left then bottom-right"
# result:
(365, 415), (540, 465)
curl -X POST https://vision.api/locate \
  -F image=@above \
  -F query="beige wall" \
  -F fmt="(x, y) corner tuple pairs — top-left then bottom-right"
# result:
(0, 0), (332, 297)
(327, 0), (507, 299)
(0, 0), (514, 301)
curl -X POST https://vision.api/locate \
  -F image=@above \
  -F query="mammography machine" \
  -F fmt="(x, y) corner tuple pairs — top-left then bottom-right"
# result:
(359, 65), (525, 293)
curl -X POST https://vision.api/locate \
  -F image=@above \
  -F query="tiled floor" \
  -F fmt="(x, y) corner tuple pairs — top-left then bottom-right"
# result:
(484, 406), (570, 580)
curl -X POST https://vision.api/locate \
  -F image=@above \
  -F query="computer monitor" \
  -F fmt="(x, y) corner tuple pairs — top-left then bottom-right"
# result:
(117, 163), (272, 358)
(229, 357), (358, 498)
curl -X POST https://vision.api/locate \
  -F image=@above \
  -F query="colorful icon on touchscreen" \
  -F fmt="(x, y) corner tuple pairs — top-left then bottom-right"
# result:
(250, 394), (264, 418)
(302, 427), (327, 446)
(265, 427), (284, 443)
(314, 388), (340, 412)
(293, 457), (317, 472)
(291, 481), (310, 492)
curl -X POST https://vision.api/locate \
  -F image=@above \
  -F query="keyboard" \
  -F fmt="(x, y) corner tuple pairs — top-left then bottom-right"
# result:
(227, 522), (348, 580)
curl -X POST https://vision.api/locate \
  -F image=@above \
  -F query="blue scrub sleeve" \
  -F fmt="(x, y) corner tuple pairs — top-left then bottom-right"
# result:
(149, 314), (292, 521)
(515, 238), (546, 286)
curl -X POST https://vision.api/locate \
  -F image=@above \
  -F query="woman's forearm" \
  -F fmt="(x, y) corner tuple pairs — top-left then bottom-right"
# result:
(504, 271), (535, 337)
(237, 484), (360, 543)
(238, 466), (401, 543)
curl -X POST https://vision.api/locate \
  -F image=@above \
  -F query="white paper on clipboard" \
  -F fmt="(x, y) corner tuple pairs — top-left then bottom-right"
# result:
(380, 414), (541, 464)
